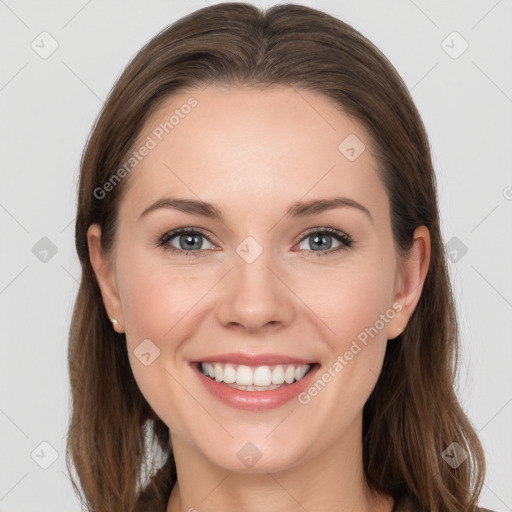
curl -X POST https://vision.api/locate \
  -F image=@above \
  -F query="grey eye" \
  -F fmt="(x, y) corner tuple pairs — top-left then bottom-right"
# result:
(168, 232), (213, 251)
(298, 233), (342, 251)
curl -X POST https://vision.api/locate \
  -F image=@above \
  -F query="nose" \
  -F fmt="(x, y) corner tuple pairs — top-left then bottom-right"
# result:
(215, 251), (295, 334)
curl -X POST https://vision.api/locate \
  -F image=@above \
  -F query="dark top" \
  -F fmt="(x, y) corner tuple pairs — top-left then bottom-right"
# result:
(393, 493), (495, 512)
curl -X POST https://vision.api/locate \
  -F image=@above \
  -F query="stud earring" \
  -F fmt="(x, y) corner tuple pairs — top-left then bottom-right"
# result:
(110, 318), (124, 333)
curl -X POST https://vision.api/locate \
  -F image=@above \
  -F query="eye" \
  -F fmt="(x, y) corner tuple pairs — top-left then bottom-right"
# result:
(296, 227), (353, 257)
(158, 228), (215, 256)
(157, 226), (353, 257)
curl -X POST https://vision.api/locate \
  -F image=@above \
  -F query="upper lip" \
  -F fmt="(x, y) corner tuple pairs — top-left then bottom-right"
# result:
(191, 353), (315, 366)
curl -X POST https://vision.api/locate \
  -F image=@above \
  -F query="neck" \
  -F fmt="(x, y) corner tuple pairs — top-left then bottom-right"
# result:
(166, 413), (394, 512)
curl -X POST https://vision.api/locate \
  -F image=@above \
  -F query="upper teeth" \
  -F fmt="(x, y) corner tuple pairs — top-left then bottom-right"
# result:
(201, 362), (310, 386)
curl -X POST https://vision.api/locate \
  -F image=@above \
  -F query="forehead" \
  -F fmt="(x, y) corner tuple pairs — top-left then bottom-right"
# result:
(119, 85), (388, 226)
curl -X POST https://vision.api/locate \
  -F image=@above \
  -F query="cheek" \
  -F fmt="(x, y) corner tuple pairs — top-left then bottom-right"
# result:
(291, 251), (395, 407)
(287, 261), (394, 443)
(116, 252), (207, 434)
(117, 249), (209, 343)
(295, 256), (395, 347)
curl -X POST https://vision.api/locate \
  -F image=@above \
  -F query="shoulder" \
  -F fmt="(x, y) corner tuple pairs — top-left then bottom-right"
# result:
(393, 494), (496, 512)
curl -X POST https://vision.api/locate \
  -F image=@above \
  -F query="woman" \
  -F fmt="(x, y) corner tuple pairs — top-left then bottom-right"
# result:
(66, 3), (490, 511)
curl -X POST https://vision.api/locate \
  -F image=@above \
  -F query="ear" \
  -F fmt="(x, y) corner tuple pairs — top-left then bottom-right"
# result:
(87, 223), (125, 333)
(388, 225), (431, 340)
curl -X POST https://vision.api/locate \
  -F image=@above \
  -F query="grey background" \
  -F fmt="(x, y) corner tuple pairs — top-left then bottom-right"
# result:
(1, 0), (511, 510)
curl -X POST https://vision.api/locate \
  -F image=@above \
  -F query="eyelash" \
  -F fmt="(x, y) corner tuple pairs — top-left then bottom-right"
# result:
(156, 226), (353, 258)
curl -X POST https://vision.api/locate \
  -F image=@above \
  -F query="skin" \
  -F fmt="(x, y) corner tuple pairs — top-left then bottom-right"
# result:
(88, 85), (430, 512)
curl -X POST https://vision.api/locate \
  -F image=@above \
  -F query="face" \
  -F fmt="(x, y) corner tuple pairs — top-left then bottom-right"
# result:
(89, 85), (424, 474)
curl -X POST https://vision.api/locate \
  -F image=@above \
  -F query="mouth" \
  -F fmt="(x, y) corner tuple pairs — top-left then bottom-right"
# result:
(190, 359), (320, 411)
(198, 362), (312, 391)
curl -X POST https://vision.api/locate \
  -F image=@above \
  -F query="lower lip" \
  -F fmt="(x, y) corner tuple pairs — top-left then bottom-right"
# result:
(192, 363), (320, 411)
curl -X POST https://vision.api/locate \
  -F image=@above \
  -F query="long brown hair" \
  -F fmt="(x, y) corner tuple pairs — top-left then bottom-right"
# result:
(66, 3), (485, 511)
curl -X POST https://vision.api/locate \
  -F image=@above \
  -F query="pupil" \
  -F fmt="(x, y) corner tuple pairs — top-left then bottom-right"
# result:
(312, 234), (331, 250)
(180, 234), (201, 250)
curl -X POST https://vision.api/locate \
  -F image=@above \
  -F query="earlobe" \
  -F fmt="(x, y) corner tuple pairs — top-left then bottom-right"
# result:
(388, 226), (431, 339)
(87, 224), (125, 333)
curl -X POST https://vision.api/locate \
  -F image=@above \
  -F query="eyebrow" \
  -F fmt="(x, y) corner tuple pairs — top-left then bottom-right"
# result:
(138, 196), (373, 224)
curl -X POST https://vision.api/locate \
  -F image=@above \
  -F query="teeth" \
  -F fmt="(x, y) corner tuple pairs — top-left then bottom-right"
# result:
(253, 366), (272, 386)
(284, 365), (295, 384)
(223, 364), (236, 383)
(200, 362), (311, 388)
(214, 363), (223, 382)
(271, 365), (285, 384)
(236, 365), (254, 385)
